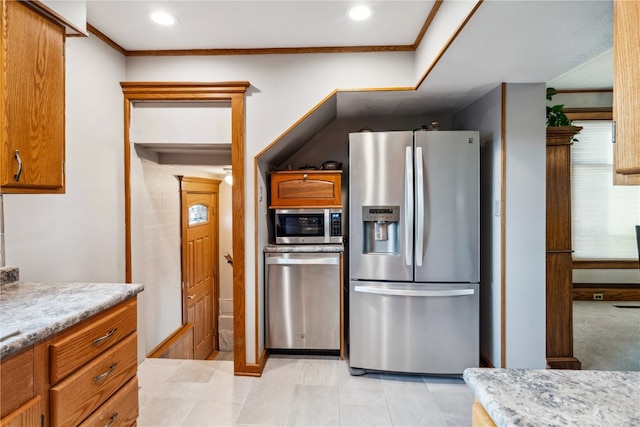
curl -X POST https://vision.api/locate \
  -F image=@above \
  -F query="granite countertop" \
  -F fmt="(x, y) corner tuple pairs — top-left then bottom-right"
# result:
(464, 368), (640, 427)
(264, 243), (344, 253)
(0, 277), (144, 359)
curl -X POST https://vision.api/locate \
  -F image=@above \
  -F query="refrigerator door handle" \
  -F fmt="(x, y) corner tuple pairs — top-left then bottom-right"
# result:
(354, 285), (475, 297)
(405, 146), (414, 266)
(415, 146), (425, 266)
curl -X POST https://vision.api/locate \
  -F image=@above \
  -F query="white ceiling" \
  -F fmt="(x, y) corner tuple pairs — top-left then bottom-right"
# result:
(86, 0), (614, 169)
(86, 1), (435, 51)
(86, 1), (614, 95)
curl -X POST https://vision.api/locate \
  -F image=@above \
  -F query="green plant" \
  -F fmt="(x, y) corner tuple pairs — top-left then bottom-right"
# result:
(546, 87), (572, 127)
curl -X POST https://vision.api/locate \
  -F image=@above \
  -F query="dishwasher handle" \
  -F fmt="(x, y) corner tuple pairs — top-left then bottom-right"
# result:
(354, 285), (474, 297)
(266, 256), (340, 266)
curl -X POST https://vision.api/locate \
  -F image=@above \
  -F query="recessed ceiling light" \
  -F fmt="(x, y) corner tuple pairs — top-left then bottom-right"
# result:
(348, 5), (372, 21)
(150, 11), (177, 26)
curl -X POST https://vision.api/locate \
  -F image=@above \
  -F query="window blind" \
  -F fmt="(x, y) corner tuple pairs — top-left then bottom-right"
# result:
(571, 120), (640, 259)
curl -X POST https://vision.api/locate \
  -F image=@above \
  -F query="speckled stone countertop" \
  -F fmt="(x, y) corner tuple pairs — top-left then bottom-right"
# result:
(0, 280), (144, 359)
(464, 368), (640, 427)
(264, 244), (344, 253)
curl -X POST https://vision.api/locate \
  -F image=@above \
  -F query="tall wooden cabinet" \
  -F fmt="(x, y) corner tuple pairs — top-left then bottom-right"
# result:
(613, 0), (640, 182)
(546, 126), (582, 370)
(0, 0), (65, 194)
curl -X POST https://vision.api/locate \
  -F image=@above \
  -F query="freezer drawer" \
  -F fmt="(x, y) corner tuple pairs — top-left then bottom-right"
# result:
(265, 252), (340, 350)
(349, 281), (479, 374)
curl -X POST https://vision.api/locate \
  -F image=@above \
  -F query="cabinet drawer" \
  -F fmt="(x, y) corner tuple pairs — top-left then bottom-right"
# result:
(50, 298), (137, 384)
(270, 171), (342, 207)
(0, 347), (34, 418)
(50, 333), (138, 427)
(79, 376), (139, 427)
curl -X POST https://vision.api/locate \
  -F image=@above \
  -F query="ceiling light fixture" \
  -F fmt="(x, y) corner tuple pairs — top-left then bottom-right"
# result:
(348, 5), (372, 21)
(150, 11), (177, 26)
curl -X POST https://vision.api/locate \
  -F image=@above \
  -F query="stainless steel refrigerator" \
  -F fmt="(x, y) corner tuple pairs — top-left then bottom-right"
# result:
(349, 130), (479, 375)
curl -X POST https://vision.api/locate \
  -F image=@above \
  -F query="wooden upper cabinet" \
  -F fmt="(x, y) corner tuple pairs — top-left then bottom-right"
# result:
(270, 170), (342, 208)
(613, 0), (640, 179)
(1, 0), (65, 194)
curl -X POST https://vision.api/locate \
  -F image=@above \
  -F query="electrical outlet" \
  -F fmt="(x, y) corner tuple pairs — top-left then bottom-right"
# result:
(593, 293), (604, 300)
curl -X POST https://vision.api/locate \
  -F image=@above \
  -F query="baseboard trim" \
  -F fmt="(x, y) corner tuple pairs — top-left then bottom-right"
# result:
(546, 356), (582, 370)
(147, 323), (194, 359)
(573, 284), (640, 301)
(234, 349), (268, 377)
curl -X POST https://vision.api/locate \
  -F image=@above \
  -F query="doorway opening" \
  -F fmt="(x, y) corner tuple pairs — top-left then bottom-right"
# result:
(122, 82), (251, 374)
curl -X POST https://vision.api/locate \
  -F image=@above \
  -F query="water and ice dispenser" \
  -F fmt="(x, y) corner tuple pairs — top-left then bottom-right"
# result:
(362, 206), (400, 254)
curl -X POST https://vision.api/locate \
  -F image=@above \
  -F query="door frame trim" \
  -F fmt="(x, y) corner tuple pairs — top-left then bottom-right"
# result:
(121, 81), (252, 374)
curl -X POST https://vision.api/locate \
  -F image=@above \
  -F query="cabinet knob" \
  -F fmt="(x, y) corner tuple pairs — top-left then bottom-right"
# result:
(14, 150), (23, 182)
(303, 173), (308, 180)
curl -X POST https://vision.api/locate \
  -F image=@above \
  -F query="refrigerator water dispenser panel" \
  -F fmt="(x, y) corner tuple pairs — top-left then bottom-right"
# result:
(362, 206), (400, 254)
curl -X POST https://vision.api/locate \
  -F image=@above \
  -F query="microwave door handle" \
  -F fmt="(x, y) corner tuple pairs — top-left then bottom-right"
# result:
(324, 209), (330, 241)
(405, 146), (414, 266)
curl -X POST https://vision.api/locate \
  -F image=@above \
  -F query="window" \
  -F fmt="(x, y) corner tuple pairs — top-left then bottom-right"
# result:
(571, 120), (640, 259)
(188, 204), (209, 225)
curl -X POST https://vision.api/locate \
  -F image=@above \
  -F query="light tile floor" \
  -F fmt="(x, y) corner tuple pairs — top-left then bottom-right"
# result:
(138, 355), (475, 426)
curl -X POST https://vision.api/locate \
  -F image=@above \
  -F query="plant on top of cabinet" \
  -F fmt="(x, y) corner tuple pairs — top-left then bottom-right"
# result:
(1, 0), (65, 194)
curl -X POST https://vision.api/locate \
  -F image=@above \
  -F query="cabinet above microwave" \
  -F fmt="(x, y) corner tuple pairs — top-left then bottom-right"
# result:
(269, 170), (342, 208)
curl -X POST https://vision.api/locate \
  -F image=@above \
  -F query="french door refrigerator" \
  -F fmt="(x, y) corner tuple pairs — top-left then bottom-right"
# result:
(349, 130), (479, 375)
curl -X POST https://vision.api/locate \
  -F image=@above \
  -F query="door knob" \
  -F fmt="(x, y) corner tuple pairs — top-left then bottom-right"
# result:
(187, 295), (195, 300)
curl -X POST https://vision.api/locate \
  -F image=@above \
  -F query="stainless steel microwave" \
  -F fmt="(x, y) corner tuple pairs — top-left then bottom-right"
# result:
(274, 208), (343, 244)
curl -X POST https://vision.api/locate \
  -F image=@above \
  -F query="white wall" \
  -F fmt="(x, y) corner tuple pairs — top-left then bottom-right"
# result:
(219, 182), (234, 302)
(4, 34), (126, 283)
(502, 83), (547, 369)
(453, 84), (503, 368)
(453, 83), (547, 369)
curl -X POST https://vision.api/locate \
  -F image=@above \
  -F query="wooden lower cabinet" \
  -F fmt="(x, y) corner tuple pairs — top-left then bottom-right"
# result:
(0, 396), (42, 427)
(0, 297), (139, 427)
(471, 401), (496, 427)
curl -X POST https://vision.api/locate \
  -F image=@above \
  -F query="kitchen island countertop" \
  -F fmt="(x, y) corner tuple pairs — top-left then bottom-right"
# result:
(0, 279), (144, 358)
(463, 368), (640, 427)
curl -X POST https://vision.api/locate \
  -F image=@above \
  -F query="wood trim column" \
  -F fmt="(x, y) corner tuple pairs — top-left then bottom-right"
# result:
(546, 126), (582, 370)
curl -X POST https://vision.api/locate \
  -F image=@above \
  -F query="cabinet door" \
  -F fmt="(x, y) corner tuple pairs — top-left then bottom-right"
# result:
(270, 171), (342, 207)
(1, 0), (65, 193)
(613, 0), (640, 177)
(0, 396), (42, 427)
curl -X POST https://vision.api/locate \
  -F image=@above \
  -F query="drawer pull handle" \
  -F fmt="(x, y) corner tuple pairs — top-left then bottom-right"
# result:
(94, 362), (118, 383)
(93, 327), (118, 345)
(105, 412), (119, 427)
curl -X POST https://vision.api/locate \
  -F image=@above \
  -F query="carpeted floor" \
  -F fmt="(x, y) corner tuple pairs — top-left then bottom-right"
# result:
(573, 301), (640, 371)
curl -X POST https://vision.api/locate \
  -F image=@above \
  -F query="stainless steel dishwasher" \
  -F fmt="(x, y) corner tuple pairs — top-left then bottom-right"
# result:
(265, 251), (341, 350)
